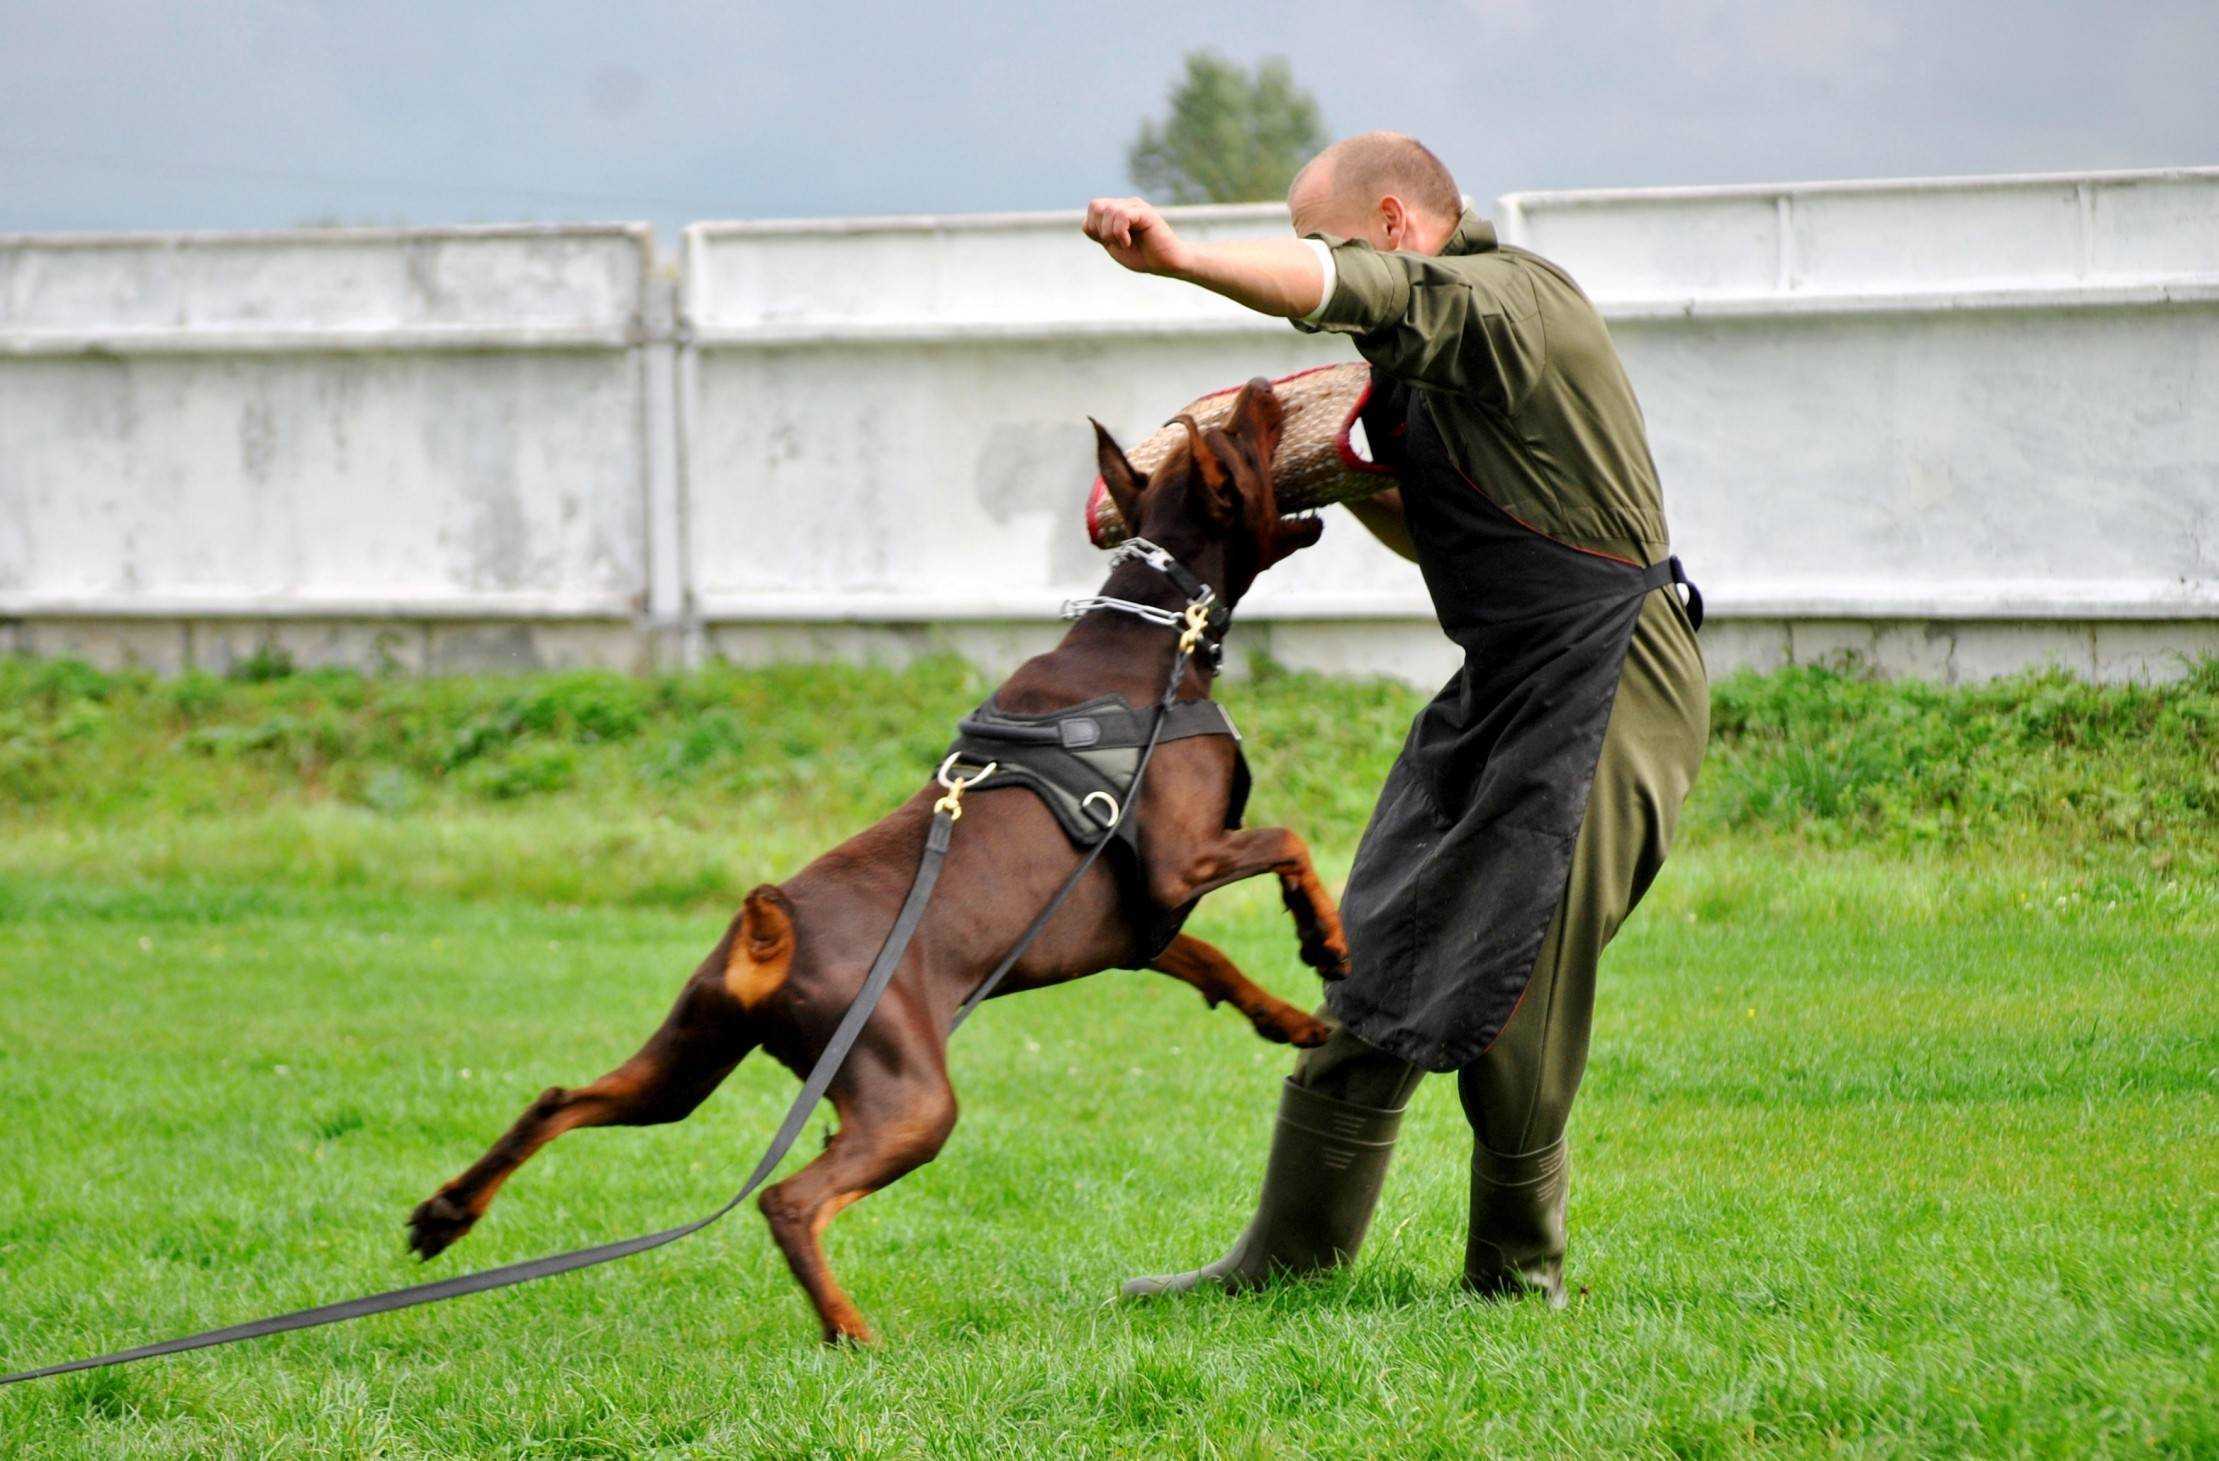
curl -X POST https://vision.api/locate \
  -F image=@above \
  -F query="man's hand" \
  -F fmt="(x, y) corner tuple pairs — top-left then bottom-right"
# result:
(1081, 200), (1328, 319)
(1083, 196), (1190, 277)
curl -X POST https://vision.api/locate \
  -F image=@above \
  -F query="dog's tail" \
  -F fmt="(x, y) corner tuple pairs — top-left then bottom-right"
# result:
(720, 884), (797, 1012)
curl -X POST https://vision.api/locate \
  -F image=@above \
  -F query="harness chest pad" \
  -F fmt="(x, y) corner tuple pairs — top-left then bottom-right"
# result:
(944, 693), (1251, 859)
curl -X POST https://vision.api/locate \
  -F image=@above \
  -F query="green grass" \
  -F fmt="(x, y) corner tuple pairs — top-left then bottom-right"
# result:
(1, 657), (2213, 1456)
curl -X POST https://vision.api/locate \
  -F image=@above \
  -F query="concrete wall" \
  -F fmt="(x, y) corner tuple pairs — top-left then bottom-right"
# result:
(4, 166), (2214, 684)
(0, 224), (662, 675)
(679, 207), (1369, 675)
(1501, 168), (2219, 684)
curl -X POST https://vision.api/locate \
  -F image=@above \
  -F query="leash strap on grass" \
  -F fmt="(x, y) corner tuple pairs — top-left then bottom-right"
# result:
(4, 614), (1202, 1386)
(0, 807), (961, 1387)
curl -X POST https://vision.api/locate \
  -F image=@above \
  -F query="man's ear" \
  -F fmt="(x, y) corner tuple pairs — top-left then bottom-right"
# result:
(1090, 418), (1147, 530)
(1378, 194), (1410, 250)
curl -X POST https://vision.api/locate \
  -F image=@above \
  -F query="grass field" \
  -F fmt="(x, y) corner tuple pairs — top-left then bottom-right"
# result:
(1, 656), (2213, 1456)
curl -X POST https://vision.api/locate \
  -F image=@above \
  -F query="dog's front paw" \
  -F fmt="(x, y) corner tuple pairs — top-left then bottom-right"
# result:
(1303, 938), (1352, 982)
(1292, 916), (1352, 981)
(1252, 1005), (1332, 1047)
(407, 1191), (477, 1261)
(822, 1320), (876, 1347)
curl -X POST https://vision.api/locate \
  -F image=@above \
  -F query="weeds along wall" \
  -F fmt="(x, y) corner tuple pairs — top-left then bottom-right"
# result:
(3, 167), (2215, 684)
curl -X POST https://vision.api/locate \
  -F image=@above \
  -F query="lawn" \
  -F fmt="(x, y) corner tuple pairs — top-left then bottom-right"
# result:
(1, 656), (2212, 1456)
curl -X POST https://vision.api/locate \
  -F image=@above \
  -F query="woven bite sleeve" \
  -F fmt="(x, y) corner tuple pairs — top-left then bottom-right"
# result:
(1085, 362), (1399, 547)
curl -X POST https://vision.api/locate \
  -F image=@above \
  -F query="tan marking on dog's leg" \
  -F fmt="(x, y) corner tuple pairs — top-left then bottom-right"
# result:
(760, 1077), (958, 1346)
(1149, 932), (1331, 1046)
(409, 977), (752, 1261)
(813, 1188), (870, 1237)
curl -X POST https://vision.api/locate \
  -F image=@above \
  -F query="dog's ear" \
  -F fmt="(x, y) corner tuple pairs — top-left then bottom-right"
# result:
(1212, 381), (1286, 540)
(1216, 380), (1285, 533)
(1223, 378), (1285, 459)
(1090, 418), (1147, 532)
(1174, 414), (1237, 528)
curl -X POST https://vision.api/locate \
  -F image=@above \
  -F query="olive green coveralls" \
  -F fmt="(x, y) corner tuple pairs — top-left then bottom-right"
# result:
(1128, 211), (1706, 1302)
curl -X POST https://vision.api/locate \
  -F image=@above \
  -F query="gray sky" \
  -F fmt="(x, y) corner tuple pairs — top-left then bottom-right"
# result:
(4, 0), (2213, 240)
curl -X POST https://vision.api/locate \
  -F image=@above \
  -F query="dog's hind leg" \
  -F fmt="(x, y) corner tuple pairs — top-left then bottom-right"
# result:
(406, 979), (753, 1259)
(406, 889), (790, 1261)
(1147, 934), (1331, 1047)
(758, 1008), (957, 1346)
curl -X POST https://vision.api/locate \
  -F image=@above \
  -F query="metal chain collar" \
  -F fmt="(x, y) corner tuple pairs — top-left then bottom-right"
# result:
(1059, 536), (1221, 646)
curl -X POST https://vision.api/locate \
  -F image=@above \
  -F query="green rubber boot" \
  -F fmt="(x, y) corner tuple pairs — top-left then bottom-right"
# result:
(1461, 1136), (1570, 1307)
(1121, 1078), (1405, 1298)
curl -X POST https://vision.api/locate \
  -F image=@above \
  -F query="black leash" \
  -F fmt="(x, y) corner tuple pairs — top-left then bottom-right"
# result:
(0, 804), (959, 1387)
(1, 601), (1206, 1387)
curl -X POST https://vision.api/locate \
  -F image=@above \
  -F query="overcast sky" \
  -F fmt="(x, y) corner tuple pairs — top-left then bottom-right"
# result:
(4, 0), (2213, 242)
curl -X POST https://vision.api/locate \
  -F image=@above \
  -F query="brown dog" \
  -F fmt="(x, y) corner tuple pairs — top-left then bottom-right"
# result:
(407, 379), (1349, 1344)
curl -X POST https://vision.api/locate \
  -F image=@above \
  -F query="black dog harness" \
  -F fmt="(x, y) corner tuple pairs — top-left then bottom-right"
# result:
(945, 694), (1250, 857)
(938, 537), (1249, 957)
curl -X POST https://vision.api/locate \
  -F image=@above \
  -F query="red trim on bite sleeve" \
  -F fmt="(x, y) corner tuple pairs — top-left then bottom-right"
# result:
(1332, 378), (1399, 479)
(1085, 475), (1120, 546)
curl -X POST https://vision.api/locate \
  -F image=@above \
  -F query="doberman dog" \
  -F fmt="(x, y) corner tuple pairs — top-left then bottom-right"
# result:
(407, 379), (1350, 1344)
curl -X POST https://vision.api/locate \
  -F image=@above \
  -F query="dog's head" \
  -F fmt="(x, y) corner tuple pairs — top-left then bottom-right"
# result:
(1089, 378), (1325, 605)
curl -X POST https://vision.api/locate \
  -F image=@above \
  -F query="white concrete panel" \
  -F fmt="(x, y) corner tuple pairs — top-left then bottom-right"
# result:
(0, 226), (653, 624)
(186, 619), (429, 677)
(681, 332), (1388, 618)
(0, 352), (646, 606)
(1507, 168), (2219, 309)
(685, 206), (1289, 336)
(1614, 303), (2219, 606)
(2091, 174), (2219, 280)
(1507, 194), (1784, 300)
(0, 225), (648, 332)
(19, 619), (190, 674)
(2091, 620), (2219, 681)
(1789, 183), (2084, 295)
(1691, 619), (1792, 677)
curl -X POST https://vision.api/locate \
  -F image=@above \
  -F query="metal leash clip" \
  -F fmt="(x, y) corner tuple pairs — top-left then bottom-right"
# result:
(1178, 598), (1213, 655)
(933, 755), (997, 819)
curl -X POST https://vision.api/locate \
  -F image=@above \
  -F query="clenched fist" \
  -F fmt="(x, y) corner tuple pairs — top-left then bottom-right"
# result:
(1082, 196), (1190, 277)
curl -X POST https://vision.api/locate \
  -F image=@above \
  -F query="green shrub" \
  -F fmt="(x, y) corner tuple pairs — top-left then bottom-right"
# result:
(464, 743), (581, 800)
(1, 655), (2209, 863)
(224, 645), (298, 683)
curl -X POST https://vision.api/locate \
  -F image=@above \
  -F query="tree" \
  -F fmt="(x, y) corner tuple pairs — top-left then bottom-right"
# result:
(1127, 52), (1329, 205)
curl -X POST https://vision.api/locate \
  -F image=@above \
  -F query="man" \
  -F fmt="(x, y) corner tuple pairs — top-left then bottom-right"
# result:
(1082, 132), (1707, 1305)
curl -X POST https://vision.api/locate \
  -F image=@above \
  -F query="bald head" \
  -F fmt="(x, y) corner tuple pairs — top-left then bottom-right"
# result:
(1288, 131), (1463, 254)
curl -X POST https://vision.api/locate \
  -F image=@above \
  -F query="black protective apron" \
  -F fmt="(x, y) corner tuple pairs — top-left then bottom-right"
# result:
(1327, 381), (1701, 1071)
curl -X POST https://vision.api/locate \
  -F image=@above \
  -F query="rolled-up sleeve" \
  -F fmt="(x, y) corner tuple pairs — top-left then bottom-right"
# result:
(1298, 239), (1338, 326)
(1293, 235), (1545, 410)
(1294, 234), (1411, 336)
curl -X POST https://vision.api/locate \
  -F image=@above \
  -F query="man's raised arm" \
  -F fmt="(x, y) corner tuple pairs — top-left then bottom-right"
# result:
(1080, 194), (1420, 563)
(1082, 197), (1327, 320)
